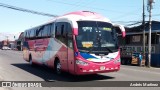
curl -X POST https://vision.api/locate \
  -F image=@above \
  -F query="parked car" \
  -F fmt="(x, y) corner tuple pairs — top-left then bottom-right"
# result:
(2, 46), (11, 50)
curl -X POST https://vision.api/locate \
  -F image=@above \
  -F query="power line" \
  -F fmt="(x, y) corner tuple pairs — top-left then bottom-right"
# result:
(112, 8), (142, 20)
(46, 0), (125, 13)
(0, 2), (58, 17)
(112, 21), (141, 23)
(62, 0), (94, 13)
(124, 21), (142, 27)
(47, 0), (145, 22)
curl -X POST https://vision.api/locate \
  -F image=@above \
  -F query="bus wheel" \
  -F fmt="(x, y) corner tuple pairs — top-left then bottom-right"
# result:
(55, 60), (61, 74)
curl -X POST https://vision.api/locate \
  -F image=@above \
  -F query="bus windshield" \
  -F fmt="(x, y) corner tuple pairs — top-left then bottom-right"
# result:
(76, 21), (118, 54)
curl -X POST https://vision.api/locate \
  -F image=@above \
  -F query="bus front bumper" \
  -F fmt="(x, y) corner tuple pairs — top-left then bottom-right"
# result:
(75, 62), (120, 75)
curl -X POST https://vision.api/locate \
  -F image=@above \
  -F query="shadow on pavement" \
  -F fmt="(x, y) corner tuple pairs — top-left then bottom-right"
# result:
(11, 63), (115, 82)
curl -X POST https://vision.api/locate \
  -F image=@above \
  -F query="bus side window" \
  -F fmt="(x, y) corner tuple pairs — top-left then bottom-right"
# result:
(42, 24), (51, 38)
(63, 23), (70, 37)
(55, 23), (61, 36)
(30, 29), (36, 39)
(42, 25), (47, 37)
(50, 22), (55, 37)
(67, 23), (72, 35)
(55, 26), (58, 38)
(61, 25), (64, 34)
(55, 22), (62, 39)
(28, 30), (31, 39)
(36, 26), (44, 38)
(59, 23), (66, 44)
(26, 31), (29, 39)
(61, 24), (67, 45)
(55, 22), (69, 45)
(67, 23), (73, 49)
(38, 30), (43, 38)
(25, 31), (27, 39)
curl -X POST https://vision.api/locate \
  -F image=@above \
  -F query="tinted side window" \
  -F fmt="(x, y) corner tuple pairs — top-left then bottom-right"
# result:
(67, 23), (72, 35)
(55, 22), (72, 37)
(26, 31), (30, 38)
(61, 25), (64, 35)
(30, 29), (36, 38)
(24, 31), (27, 38)
(55, 22), (72, 45)
(42, 24), (51, 37)
(42, 26), (47, 37)
(28, 31), (31, 39)
(38, 30), (42, 37)
(56, 23), (61, 36)
(62, 23), (67, 37)
(37, 26), (44, 38)
(50, 22), (55, 37)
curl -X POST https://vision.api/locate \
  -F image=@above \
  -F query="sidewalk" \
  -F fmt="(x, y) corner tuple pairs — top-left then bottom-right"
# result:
(121, 65), (160, 73)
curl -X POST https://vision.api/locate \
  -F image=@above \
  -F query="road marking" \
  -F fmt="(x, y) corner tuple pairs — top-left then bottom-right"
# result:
(121, 67), (160, 75)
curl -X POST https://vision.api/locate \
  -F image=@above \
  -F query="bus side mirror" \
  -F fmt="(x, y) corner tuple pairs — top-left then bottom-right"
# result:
(119, 25), (126, 38)
(73, 28), (78, 35)
(113, 24), (126, 38)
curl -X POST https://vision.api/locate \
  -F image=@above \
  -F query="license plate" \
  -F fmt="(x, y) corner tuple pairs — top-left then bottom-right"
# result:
(100, 66), (105, 70)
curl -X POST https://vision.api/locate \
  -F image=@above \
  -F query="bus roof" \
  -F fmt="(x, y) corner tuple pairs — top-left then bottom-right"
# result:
(48, 11), (111, 23)
(25, 11), (112, 31)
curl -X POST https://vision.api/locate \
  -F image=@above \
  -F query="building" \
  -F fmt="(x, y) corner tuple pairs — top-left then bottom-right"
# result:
(0, 40), (15, 50)
(119, 21), (160, 67)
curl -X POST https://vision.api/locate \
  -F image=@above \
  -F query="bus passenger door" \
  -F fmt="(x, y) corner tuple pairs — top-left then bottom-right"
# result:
(56, 22), (75, 74)
(67, 36), (75, 74)
(66, 22), (75, 74)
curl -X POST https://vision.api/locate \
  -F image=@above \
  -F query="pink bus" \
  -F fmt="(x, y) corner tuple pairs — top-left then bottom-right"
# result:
(23, 11), (125, 75)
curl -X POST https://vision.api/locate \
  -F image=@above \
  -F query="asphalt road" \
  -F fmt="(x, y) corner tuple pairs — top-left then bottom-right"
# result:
(0, 50), (160, 90)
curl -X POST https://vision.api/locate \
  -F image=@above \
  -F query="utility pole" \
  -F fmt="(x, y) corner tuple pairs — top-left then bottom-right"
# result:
(142, 0), (146, 64)
(147, 0), (154, 67)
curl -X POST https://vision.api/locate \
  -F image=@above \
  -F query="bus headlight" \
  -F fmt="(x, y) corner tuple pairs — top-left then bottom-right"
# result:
(114, 58), (121, 64)
(76, 60), (88, 66)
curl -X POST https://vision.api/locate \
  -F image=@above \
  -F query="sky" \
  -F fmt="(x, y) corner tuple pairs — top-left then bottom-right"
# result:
(0, 0), (160, 36)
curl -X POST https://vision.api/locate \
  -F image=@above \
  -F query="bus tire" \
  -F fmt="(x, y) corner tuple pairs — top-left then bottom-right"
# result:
(55, 59), (62, 74)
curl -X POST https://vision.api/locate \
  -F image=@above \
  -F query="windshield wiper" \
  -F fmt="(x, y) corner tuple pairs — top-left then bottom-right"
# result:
(78, 49), (89, 53)
(105, 47), (113, 53)
(88, 47), (94, 53)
